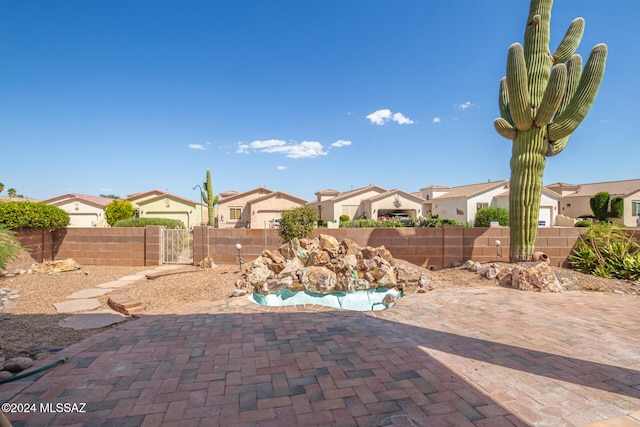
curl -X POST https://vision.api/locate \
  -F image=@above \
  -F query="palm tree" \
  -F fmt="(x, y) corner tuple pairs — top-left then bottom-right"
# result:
(0, 183), (4, 194)
(7, 188), (16, 198)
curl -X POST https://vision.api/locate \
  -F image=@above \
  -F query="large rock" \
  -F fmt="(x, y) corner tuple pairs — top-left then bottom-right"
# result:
(300, 266), (337, 294)
(31, 259), (80, 274)
(319, 234), (339, 251)
(1, 357), (34, 374)
(511, 262), (563, 293)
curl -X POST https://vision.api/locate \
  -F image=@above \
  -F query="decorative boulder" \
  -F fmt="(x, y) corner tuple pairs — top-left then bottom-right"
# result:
(511, 262), (563, 293)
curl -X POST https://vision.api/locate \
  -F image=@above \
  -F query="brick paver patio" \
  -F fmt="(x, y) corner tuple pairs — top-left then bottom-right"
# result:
(2, 287), (640, 426)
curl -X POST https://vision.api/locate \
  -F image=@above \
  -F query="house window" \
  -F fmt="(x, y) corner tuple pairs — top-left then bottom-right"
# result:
(476, 203), (488, 211)
(632, 201), (640, 215)
(229, 207), (242, 220)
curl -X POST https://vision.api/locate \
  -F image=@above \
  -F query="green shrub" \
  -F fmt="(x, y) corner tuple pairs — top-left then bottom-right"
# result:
(0, 227), (24, 270)
(0, 201), (70, 231)
(339, 215), (350, 223)
(338, 216), (467, 228)
(569, 223), (640, 280)
(473, 207), (509, 227)
(114, 218), (185, 228)
(104, 200), (134, 226)
(589, 192), (623, 221)
(610, 198), (624, 218)
(575, 219), (593, 227)
(317, 220), (328, 228)
(279, 206), (319, 243)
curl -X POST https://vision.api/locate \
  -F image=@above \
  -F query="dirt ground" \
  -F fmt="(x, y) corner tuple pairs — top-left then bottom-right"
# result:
(1, 260), (637, 361)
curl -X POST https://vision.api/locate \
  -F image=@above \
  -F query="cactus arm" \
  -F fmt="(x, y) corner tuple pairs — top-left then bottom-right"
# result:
(555, 54), (582, 117)
(524, 1), (552, 107)
(552, 18), (585, 64)
(546, 135), (570, 156)
(534, 63), (567, 127)
(506, 43), (533, 131)
(498, 77), (514, 125)
(548, 43), (607, 141)
(201, 190), (208, 204)
(495, 118), (517, 140)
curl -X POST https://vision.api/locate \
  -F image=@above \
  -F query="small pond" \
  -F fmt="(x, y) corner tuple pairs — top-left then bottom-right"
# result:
(249, 288), (402, 311)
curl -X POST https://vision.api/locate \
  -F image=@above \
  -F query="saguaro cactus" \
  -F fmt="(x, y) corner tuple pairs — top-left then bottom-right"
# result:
(201, 169), (218, 226)
(494, 0), (607, 262)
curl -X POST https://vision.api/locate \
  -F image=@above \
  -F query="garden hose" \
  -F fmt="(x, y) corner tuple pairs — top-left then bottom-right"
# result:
(0, 358), (67, 385)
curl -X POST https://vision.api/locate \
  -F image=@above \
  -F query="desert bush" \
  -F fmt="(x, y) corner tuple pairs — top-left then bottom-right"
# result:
(473, 207), (509, 227)
(575, 220), (593, 227)
(104, 200), (134, 226)
(339, 215), (350, 223)
(0, 227), (23, 270)
(569, 223), (640, 280)
(114, 218), (185, 228)
(0, 201), (69, 231)
(279, 205), (319, 243)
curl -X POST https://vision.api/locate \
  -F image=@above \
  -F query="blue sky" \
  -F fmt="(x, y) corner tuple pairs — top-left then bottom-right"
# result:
(1, 0), (638, 203)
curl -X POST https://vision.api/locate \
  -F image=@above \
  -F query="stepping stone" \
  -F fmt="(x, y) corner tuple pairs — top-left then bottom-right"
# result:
(66, 288), (113, 299)
(58, 310), (128, 330)
(118, 274), (147, 281)
(97, 280), (137, 289)
(53, 299), (100, 313)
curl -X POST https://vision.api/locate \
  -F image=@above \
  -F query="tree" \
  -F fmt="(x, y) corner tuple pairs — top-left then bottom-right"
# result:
(494, 0), (607, 261)
(104, 200), (134, 227)
(278, 206), (319, 243)
(201, 169), (218, 226)
(0, 183), (4, 194)
(590, 192), (623, 222)
(99, 194), (121, 199)
(7, 188), (16, 198)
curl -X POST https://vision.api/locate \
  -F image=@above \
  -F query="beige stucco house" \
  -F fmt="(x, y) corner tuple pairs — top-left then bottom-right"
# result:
(547, 179), (640, 227)
(493, 187), (560, 227)
(44, 193), (114, 227)
(420, 181), (510, 225)
(216, 187), (307, 229)
(127, 190), (207, 228)
(310, 185), (425, 221)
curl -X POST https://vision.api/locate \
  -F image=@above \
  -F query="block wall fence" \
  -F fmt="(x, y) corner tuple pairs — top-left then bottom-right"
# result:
(10, 226), (638, 273)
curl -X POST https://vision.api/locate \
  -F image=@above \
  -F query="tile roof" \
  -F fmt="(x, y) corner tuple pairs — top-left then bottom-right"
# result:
(365, 189), (426, 203)
(433, 180), (509, 200)
(217, 187), (275, 204)
(329, 185), (388, 203)
(44, 193), (115, 208)
(563, 179), (640, 198)
(249, 191), (308, 205)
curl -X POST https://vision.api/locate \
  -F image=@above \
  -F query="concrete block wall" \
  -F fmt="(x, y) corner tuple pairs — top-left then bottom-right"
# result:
(203, 226), (598, 270)
(7, 226), (638, 272)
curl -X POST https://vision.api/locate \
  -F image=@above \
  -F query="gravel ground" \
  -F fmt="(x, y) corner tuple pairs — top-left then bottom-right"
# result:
(1, 260), (636, 361)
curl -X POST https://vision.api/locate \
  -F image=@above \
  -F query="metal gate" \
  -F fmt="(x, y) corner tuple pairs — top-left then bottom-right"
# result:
(162, 228), (194, 264)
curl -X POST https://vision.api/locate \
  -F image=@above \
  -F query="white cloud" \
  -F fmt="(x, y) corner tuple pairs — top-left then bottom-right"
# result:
(433, 117), (441, 123)
(276, 166), (287, 170)
(331, 140), (352, 148)
(188, 144), (206, 150)
(366, 109), (392, 125)
(392, 112), (414, 125)
(239, 140), (328, 158)
(456, 101), (476, 110)
(249, 139), (286, 149)
(366, 109), (414, 125)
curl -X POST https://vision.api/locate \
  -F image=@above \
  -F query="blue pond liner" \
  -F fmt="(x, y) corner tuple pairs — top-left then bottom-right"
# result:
(249, 288), (401, 311)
